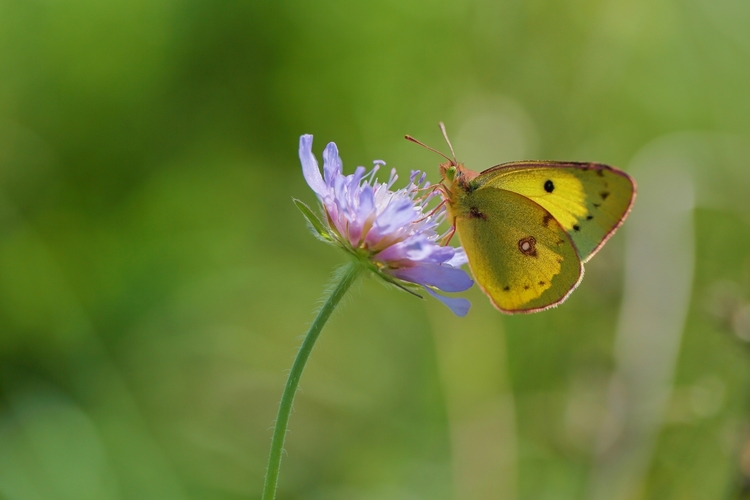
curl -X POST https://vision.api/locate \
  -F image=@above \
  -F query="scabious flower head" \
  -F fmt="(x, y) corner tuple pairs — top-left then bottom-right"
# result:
(297, 134), (473, 316)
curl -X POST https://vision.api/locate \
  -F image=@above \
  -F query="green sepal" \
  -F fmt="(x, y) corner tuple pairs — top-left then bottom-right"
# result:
(293, 198), (331, 241)
(362, 259), (424, 299)
(376, 271), (424, 299)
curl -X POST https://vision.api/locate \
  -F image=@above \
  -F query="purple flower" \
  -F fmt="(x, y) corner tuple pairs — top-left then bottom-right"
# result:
(296, 134), (473, 316)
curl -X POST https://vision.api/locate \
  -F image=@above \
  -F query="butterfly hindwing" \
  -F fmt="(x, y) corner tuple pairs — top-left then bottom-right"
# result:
(475, 161), (635, 261)
(455, 187), (583, 313)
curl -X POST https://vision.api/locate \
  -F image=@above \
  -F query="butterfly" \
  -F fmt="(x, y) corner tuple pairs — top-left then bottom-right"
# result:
(407, 123), (636, 313)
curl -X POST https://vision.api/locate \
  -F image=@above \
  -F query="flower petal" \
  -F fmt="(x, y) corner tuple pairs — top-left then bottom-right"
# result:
(323, 142), (343, 186)
(348, 184), (374, 243)
(445, 247), (469, 268)
(373, 198), (417, 234)
(376, 237), (426, 262)
(357, 184), (375, 219)
(349, 166), (366, 190)
(299, 135), (327, 197)
(377, 237), (454, 264)
(333, 173), (347, 212)
(423, 287), (471, 317)
(418, 244), (456, 264)
(390, 263), (473, 292)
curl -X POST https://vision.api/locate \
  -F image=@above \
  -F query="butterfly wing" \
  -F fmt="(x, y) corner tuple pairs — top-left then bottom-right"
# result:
(455, 187), (583, 313)
(475, 161), (635, 261)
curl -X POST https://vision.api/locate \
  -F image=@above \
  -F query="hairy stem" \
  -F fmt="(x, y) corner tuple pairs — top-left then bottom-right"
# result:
(261, 261), (362, 500)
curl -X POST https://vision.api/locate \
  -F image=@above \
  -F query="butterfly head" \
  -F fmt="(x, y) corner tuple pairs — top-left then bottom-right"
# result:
(406, 123), (480, 196)
(440, 161), (479, 193)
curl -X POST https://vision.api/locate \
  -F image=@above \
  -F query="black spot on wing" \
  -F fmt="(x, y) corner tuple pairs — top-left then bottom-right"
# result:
(573, 224), (580, 232)
(600, 191), (610, 200)
(544, 180), (554, 193)
(586, 215), (594, 220)
(469, 206), (487, 219)
(503, 286), (510, 292)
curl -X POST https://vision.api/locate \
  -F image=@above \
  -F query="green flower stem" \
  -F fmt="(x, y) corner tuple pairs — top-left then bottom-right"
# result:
(262, 260), (363, 500)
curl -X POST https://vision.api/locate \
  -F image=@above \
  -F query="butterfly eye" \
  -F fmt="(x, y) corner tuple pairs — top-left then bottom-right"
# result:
(544, 180), (554, 193)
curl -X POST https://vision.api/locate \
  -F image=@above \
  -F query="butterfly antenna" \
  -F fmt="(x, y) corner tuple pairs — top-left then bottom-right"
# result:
(404, 134), (455, 165)
(438, 122), (458, 164)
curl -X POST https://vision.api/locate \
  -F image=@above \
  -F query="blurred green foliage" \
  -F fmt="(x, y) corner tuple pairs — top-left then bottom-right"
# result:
(1, 0), (750, 499)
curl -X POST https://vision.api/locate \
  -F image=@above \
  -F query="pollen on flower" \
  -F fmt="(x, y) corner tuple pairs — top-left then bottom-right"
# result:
(298, 134), (473, 316)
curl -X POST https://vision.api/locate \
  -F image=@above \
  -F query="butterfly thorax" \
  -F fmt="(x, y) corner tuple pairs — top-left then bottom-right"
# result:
(439, 162), (481, 221)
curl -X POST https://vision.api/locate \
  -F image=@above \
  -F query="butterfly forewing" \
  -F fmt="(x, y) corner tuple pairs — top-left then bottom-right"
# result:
(475, 161), (635, 261)
(455, 187), (583, 313)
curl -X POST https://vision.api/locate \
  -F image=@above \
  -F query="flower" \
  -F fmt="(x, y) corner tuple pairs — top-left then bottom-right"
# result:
(296, 134), (473, 316)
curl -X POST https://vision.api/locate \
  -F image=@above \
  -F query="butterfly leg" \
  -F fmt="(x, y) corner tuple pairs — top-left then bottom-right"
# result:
(414, 184), (447, 207)
(415, 198), (447, 223)
(440, 223), (456, 246)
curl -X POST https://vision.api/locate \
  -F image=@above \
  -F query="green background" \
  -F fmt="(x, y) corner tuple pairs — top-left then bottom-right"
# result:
(1, 1), (750, 499)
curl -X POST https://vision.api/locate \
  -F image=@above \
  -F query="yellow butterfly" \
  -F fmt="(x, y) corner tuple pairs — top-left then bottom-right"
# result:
(407, 123), (636, 314)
